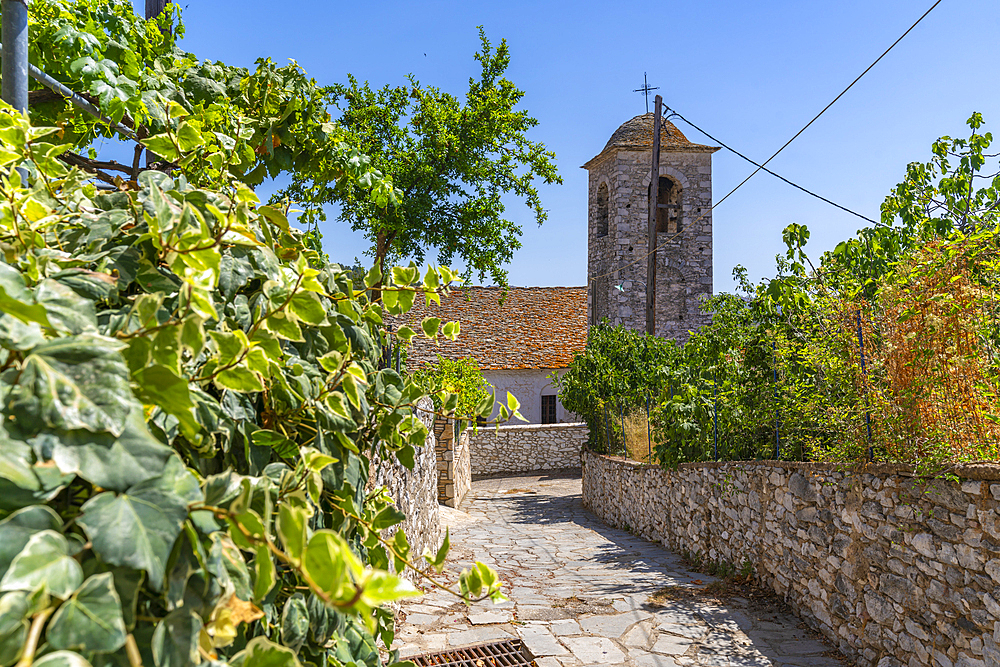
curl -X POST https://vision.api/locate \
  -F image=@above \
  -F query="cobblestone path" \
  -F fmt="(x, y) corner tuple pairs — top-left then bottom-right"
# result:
(392, 473), (848, 667)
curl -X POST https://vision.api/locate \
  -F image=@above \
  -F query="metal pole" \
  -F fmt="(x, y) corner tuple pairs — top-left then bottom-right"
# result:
(773, 343), (780, 460)
(856, 310), (873, 461)
(713, 372), (719, 461)
(645, 395), (651, 462)
(645, 95), (662, 334)
(1, 0), (28, 115)
(603, 403), (609, 453)
(618, 402), (625, 457)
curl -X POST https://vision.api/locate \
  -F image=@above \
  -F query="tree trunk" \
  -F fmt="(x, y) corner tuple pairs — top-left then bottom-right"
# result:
(145, 0), (171, 19)
(372, 231), (388, 302)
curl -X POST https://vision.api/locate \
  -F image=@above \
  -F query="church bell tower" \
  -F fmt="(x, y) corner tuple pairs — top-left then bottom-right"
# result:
(583, 113), (718, 342)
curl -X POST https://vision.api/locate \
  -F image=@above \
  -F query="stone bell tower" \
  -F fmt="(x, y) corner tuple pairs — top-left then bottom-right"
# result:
(583, 113), (718, 342)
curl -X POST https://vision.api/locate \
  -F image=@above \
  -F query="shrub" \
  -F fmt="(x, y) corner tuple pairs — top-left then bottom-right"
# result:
(412, 356), (492, 423)
(557, 324), (680, 452)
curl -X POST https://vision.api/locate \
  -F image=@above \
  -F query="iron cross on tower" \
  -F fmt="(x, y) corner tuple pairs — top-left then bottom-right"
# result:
(633, 73), (659, 114)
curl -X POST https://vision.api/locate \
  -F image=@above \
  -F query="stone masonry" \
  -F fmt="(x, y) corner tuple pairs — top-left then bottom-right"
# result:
(468, 423), (587, 477)
(584, 114), (718, 343)
(367, 397), (441, 578)
(434, 416), (471, 508)
(582, 450), (1000, 667)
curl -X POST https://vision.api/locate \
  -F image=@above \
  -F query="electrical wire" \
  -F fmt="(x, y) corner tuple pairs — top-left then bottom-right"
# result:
(712, 0), (942, 211)
(587, 0), (942, 288)
(666, 108), (881, 226)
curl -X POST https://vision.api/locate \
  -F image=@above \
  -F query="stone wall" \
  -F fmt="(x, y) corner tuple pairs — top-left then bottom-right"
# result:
(367, 397), (441, 578)
(581, 450), (1000, 667)
(469, 423), (587, 477)
(434, 417), (471, 508)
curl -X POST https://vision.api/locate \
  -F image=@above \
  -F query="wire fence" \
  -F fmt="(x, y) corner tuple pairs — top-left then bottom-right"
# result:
(587, 236), (1000, 470)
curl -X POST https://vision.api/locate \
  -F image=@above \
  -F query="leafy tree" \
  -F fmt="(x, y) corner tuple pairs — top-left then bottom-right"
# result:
(0, 96), (506, 667)
(284, 29), (563, 286)
(20, 0), (397, 211)
(556, 324), (680, 452)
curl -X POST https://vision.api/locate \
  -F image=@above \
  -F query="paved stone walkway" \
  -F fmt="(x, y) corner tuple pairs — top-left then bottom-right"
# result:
(392, 473), (848, 667)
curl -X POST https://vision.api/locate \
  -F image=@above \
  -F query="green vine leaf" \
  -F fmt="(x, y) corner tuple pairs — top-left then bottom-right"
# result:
(0, 530), (83, 599)
(46, 573), (127, 653)
(78, 458), (201, 591)
(6, 334), (132, 437)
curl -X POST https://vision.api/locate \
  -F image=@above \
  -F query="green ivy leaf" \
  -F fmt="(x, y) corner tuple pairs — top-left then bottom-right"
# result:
(46, 573), (127, 653)
(358, 571), (419, 608)
(303, 531), (359, 602)
(151, 608), (201, 667)
(0, 592), (29, 666)
(371, 506), (405, 531)
(232, 636), (302, 667)
(0, 530), (83, 599)
(175, 122), (203, 153)
(251, 546), (275, 603)
(251, 430), (297, 459)
(0, 262), (52, 330)
(78, 457), (201, 591)
(215, 366), (265, 393)
(141, 134), (180, 162)
(275, 505), (309, 563)
(280, 594), (309, 654)
(6, 334), (133, 437)
(44, 406), (175, 493)
(32, 651), (93, 667)
(0, 506), (62, 580)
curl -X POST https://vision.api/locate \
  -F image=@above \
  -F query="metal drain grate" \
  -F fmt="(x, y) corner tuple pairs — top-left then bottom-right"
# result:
(409, 639), (536, 667)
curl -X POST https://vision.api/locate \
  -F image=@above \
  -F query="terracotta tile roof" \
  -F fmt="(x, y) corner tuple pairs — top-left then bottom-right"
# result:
(396, 287), (588, 371)
(583, 113), (719, 168)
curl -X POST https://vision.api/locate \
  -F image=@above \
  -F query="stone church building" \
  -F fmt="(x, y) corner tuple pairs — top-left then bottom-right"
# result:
(584, 113), (718, 341)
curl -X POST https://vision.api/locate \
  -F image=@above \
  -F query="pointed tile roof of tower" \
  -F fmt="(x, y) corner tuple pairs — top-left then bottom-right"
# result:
(583, 113), (718, 168)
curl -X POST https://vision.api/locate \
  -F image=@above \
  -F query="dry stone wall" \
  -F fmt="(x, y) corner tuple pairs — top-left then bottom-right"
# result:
(367, 397), (441, 578)
(469, 423), (587, 477)
(582, 450), (1000, 667)
(434, 417), (471, 508)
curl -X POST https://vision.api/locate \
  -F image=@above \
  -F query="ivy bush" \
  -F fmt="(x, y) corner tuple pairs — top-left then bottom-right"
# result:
(0, 105), (504, 667)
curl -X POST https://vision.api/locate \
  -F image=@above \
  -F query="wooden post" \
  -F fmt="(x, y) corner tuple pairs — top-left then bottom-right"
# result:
(645, 95), (662, 335)
(145, 0), (171, 19)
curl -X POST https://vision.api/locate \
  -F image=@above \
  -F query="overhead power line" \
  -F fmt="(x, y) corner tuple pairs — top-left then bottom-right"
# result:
(711, 0), (943, 212)
(587, 0), (943, 287)
(666, 108), (880, 226)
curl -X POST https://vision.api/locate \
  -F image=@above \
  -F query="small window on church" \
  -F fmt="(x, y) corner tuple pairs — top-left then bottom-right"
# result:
(541, 395), (557, 424)
(649, 177), (681, 235)
(595, 183), (609, 237)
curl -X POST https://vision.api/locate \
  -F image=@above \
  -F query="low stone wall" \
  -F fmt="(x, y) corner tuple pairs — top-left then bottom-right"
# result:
(469, 423), (587, 477)
(582, 450), (1000, 667)
(435, 417), (471, 508)
(367, 398), (441, 578)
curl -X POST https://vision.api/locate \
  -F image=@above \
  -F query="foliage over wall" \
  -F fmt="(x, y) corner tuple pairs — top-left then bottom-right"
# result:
(412, 356), (491, 424)
(556, 324), (679, 451)
(0, 99), (505, 667)
(561, 114), (1000, 472)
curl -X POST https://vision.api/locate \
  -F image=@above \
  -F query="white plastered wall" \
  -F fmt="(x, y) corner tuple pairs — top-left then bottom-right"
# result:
(482, 368), (579, 425)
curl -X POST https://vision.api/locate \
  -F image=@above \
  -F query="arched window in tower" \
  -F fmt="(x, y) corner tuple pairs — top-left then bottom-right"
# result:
(595, 183), (609, 237)
(649, 177), (682, 234)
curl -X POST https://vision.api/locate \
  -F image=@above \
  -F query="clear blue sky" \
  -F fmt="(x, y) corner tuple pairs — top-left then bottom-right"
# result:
(141, 0), (1000, 293)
